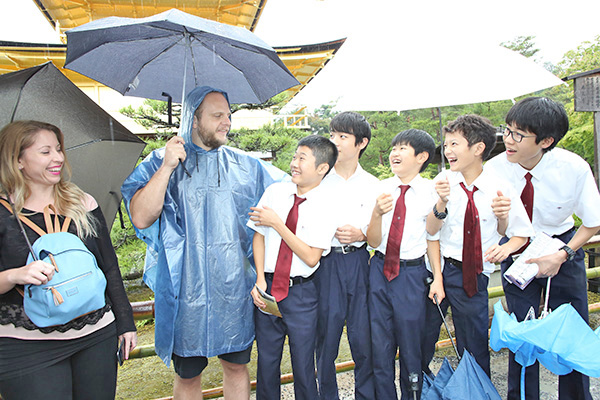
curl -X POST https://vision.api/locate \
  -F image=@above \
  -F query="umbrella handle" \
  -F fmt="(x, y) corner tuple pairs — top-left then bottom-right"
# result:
(540, 277), (552, 319)
(433, 293), (461, 361)
(426, 276), (461, 360)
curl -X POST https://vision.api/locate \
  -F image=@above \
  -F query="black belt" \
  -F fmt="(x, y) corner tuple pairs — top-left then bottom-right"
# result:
(374, 251), (424, 266)
(331, 243), (367, 254)
(444, 257), (463, 269)
(264, 272), (315, 287)
(553, 226), (577, 239)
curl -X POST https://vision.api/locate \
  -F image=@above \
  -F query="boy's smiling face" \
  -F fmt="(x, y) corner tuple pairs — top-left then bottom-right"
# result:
(503, 123), (553, 170)
(290, 145), (327, 193)
(444, 130), (483, 174)
(389, 142), (426, 182)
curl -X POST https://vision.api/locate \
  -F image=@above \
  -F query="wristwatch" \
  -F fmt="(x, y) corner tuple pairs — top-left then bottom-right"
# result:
(560, 245), (576, 262)
(432, 204), (447, 220)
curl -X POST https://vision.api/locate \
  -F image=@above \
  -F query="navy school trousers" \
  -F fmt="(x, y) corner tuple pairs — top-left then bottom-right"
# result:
(315, 247), (375, 400)
(421, 259), (491, 376)
(500, 228), (592, 400)
(254, 274), (319, 400)
(369, 254), (429, 400)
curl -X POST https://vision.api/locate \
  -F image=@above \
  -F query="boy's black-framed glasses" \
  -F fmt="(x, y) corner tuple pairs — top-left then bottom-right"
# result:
(502, 125), (536, 143)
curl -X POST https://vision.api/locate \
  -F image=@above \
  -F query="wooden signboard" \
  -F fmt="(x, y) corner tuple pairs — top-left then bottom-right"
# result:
(574, 72), (600, 112)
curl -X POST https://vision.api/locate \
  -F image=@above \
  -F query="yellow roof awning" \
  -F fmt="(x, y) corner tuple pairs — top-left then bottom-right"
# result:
(34, 0), (268, 38)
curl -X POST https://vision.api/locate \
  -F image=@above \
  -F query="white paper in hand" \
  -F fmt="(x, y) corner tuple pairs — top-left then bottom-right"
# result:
(503, 232), (565, 289)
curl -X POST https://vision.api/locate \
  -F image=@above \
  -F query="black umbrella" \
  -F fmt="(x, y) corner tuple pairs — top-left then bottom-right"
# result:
(64, 8), (300, 105)
(0, 62), (146, 227)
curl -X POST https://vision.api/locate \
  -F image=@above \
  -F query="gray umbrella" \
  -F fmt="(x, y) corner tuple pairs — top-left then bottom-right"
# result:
(0, 62), (146, 227)
(64, 8), (300, 105)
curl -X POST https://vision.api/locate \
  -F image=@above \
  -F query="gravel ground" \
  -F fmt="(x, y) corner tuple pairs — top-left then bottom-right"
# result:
(250, 350), (600, 399)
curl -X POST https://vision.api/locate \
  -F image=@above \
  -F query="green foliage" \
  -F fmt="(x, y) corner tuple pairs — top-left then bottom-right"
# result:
(501, 35), (540, 59)
(111, 203), (146, 278)
(371, 163), (394, 180)
(141, 137), (167, 158)
(120, 99), (179, 134)
(229, 124), (308, 173)
(558, 36), (600, 75)
(231, 92), (291, 114)
(308, 104), (338, 135)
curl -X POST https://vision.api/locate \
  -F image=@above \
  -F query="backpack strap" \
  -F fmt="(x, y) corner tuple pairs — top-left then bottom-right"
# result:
(0, 198), (47, 237)
(43, 204), (71, 233)
(43, 205), (56, 234)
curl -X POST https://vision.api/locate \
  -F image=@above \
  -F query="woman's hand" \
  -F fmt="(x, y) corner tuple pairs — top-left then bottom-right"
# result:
(9, 260), (56, 286)
(118, 331), (138, 361)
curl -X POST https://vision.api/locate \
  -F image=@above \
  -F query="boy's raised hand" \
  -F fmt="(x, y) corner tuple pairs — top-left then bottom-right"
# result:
(484, 243), (512, 263)
(249, 205), (283, 228)
(335, 224), (365, 244)
(435, 177), (450, 202)
(374, 193), (394, 216)
(492, 190), (511, 221)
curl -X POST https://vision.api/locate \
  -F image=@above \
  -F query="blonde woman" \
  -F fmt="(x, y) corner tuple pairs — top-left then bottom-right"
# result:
(0, 120), (136, 399)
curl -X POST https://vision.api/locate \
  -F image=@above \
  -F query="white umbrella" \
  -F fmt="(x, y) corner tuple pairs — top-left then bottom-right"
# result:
(287, 33), (565, 112)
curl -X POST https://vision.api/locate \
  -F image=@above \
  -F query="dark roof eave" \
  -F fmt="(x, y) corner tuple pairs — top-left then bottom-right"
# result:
(562, 67), (600, 82)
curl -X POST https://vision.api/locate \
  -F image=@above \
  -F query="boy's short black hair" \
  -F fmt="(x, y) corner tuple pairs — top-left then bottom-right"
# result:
(391, 129), (435, 173)
(443, 115), (497, 161)
(505, 97), (569, 153)
(297, 135), (338, 176)
(330, 111), (371, 158)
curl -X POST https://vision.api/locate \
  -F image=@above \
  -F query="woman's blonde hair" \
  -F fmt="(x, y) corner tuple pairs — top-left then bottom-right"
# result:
(0, 120), (97, 238)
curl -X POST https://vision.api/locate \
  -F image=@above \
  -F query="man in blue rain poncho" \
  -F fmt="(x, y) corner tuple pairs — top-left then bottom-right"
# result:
(121, 86), (286, 399)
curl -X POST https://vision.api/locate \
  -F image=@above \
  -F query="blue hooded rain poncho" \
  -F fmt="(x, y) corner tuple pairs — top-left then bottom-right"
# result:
(121, 86), (287, 365)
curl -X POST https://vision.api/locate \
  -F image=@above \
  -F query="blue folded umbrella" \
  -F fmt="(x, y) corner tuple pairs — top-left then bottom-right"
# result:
(421, 353), (500, 400)
(422, 358), (455, 400)
(442, 352), (501, 400)
(490, 300), (600, 377)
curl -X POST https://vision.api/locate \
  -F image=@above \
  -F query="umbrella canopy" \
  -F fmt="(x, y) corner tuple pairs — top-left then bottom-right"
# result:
(490, 300), (600, 378)
(0, 62), (145, 227)
(283, 18), (564, 112)
(64, 8), (299, 105)
(422, 358), (455, 400)
(422, 353), (501, 400)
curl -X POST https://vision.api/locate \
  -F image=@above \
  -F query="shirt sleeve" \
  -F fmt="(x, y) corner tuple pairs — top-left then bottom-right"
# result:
(573, 163), (600, 228)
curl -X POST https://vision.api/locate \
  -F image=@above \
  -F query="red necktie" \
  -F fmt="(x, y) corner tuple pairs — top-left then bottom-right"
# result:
(460, 182), (482, 298)
(521, 172), (534, 221)
(513, 172), (534, 255)
(383, 185), (410, 281)
(271, 194), (306, 301)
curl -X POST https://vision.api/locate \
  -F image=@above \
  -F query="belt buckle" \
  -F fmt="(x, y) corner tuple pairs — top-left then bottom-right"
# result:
(341, 245), (349, 254)
(289, 278), (294, 287)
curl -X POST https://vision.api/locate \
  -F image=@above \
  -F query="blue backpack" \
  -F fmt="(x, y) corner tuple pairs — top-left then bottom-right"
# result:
(2, 200), (107, 327)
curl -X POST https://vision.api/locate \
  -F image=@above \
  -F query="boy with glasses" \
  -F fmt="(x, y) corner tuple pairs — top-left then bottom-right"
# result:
(485, 97), (600, 400)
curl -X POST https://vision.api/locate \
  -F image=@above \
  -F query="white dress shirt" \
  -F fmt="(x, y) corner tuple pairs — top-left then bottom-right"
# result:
(370, 174), (439, 260)
(485, 148), (600, 235)
(321, 164), (380, 248)
(247, 181), (337, 278)
(436, 169), (534, 275)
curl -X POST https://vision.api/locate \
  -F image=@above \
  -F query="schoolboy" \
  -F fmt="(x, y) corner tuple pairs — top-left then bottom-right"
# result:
(421, 115), (534, 376)
(248, 135), (338, 400)
(315, 112), (378, 400)
(366, 129), (443, 399)
(485, 97), (600, 400)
